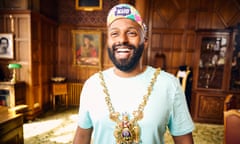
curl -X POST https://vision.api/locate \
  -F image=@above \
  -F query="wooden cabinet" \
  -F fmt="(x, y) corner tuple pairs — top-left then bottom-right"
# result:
(192, 30), (234, 124)
(0, 108), (23, 144)
(51, 83), (68, 110)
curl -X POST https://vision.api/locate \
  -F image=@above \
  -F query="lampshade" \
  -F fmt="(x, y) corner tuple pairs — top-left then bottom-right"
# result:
(8, 63), (22, 69)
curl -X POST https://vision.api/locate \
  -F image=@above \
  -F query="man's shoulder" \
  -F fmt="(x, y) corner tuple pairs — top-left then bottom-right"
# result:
(148, 66), (176, 80)
(86, 67), (113, 81)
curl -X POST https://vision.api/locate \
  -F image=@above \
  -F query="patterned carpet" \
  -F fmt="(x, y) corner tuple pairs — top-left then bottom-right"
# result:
(23, 107), (224, 144)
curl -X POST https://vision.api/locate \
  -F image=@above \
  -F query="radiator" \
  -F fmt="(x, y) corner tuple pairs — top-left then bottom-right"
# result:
(67, 83), (83, 106)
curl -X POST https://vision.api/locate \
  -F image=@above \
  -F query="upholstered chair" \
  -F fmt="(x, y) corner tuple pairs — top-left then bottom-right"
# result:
(223, 94), (240, 144)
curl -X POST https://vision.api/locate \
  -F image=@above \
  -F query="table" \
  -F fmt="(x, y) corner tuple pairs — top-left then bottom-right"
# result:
(51, 83), (68, 110)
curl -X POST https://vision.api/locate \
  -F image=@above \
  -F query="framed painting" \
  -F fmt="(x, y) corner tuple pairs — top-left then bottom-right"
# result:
(72, 30), (102, 68)
(75, 0), (102, 11)
(0, 33), (14, 59)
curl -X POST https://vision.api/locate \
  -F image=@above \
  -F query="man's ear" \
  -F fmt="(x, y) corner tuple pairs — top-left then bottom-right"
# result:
(144, 37), (148, 49)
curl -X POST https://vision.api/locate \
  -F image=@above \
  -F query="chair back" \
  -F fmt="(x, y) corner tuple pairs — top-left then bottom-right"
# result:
(224, 94), (237, 111)
(224, 109), (240, 144)
(176, 65), (192, 111)
(224, 94), (240, 144)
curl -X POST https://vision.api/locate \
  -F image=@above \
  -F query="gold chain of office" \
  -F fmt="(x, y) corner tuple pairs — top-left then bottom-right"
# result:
(99, 68), (161, 144)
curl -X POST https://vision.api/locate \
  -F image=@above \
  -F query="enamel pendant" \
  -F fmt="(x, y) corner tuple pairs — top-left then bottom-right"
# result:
(112, 113), (140, 144)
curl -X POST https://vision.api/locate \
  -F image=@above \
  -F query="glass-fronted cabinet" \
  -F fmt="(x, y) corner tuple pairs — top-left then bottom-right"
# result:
(197, 36), (228, 89)
(191, 29), (232, 124)
(230, 27), (240, 91)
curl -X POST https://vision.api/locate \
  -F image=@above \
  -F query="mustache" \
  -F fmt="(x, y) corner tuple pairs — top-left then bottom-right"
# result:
(112, 42), (135, 51)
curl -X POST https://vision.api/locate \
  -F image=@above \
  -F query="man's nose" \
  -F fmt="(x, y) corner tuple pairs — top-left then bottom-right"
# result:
(118, 33), (128, 43)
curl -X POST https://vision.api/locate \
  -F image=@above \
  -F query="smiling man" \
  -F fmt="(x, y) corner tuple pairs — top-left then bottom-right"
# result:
(73, 3), (194, 144)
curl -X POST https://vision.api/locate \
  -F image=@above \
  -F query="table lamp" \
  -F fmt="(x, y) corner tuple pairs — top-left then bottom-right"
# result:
(8, 63), (22, 83)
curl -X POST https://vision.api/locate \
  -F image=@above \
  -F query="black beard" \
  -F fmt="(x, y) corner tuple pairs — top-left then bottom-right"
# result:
(107, 43), (144, 72)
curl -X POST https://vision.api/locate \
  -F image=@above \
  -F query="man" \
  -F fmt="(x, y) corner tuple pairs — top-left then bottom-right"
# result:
(0, 37), (9, 54)
(73, 3), (194, 144)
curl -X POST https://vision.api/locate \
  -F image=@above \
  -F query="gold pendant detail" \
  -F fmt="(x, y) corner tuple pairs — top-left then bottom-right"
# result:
(111, 112), (140, 144)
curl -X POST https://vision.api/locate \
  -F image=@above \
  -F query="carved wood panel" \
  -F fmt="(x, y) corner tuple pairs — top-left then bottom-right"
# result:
(148, 0), (240, 74)
(197, 93), (225, 123)
(198, 95), (224, 119)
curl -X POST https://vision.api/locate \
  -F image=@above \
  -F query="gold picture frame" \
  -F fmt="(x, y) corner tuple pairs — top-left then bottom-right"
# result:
(75, 0), (102, 11)
(72, 30), (102, 68)
(0, 33), (14, 59)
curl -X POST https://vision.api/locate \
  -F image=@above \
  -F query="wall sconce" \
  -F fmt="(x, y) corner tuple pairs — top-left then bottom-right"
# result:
(8, 63), (22, 83)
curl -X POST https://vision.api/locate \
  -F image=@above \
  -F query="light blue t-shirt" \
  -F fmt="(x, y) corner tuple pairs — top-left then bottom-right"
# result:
(77, 66), (194, 144)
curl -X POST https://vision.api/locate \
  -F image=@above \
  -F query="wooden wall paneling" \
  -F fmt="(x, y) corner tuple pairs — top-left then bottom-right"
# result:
(150, 30), (193, 73)
(32, 85), (41, 109)
(41, 24), (49, 109)
(30, 13), (42, 118)
(0, 11), (58, 119)
(0, 15), (11, 32)
(0, 15), (4, 32)
(57, 26), (71, 77)
(102, 33), (113, 69)
(40, 16), (58, 110)
(147, 0), (240, 76)
(42, 84), (49, 110)
(151, 34), (162, 49)
(17, 15), (31, 38)
(14, 14), (31, 86)
(0, 12), (37, 119)
(149, 33), (163, 67)
(0, 11), (42, 120)
(196, 11), (215, 29)
(180, 31), (196, 68)
(150, 0), (189, 29)
(214, 0), (240, 27)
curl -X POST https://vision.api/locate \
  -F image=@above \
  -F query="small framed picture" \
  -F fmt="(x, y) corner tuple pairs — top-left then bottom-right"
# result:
(0, 33), (14, 59)
(75, 0), (102, 11)
(72, 30), (102, 68)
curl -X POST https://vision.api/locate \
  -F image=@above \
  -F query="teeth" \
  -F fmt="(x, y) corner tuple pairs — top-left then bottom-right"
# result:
(117, 48), (130, 53)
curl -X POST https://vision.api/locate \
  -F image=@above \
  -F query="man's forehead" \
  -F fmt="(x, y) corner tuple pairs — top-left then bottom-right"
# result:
(108, 18), (142, 30)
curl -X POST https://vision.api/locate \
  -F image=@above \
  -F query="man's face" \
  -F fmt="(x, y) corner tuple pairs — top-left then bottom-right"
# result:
(107, 19), (144, 72)
(83, 37), (91, 45)
(0, 38), (9, 54)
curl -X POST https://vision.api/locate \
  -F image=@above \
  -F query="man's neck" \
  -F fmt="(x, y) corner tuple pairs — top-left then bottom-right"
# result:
(113, 65), (147, 78)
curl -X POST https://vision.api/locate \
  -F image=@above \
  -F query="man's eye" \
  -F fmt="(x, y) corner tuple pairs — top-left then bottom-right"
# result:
(110, 32), (119, 37)
(127, 31), (137, 37)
